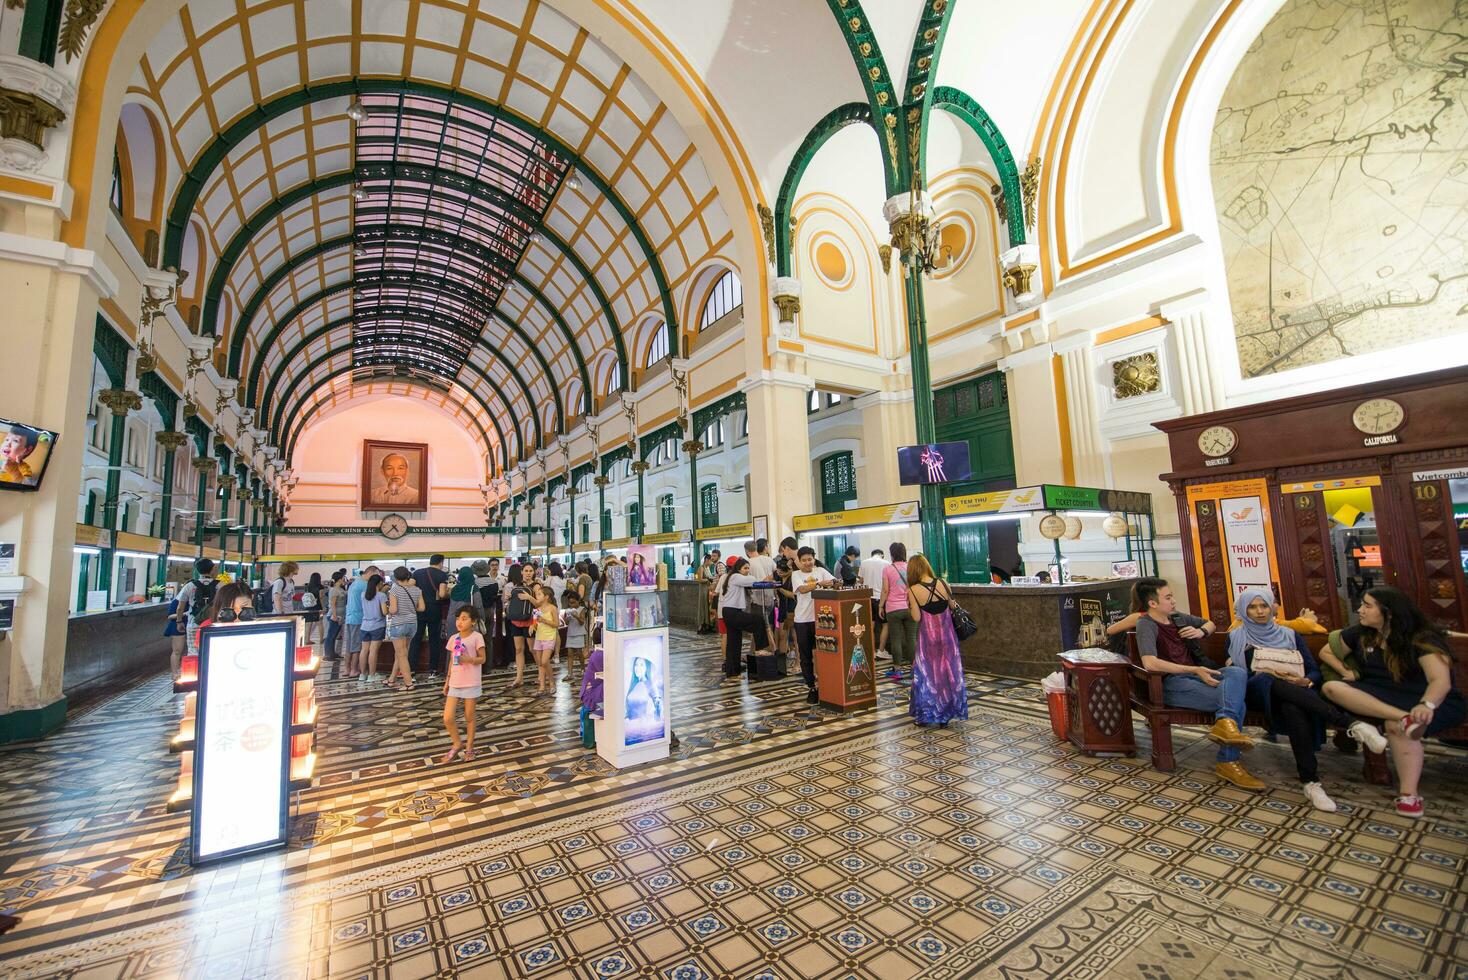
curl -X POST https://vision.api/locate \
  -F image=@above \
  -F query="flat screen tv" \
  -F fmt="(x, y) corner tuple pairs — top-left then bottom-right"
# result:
(0, 417), (58, 492)
(897, 442), (972, 486)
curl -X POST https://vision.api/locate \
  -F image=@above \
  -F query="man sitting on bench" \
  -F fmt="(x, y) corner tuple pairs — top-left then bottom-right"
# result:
(1135, 578), (1264, 791)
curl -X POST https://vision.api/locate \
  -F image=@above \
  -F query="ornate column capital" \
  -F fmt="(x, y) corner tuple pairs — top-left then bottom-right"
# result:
(155, 430), (189, 451)
(682, 439), (705, 457)
(1000, 243), (1042, 309)
(97, 388), (142, 417)
(0, 54), (76, 172)
(772, 276), (802, 334)
(630, 460), (650, 476)
(192, 455), (217, 473)
(218, 474), (237, 492)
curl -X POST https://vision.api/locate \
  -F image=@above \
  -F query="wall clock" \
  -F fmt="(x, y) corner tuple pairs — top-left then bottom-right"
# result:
(379, 514), (409, 540)
(1197, 425), (1237, 458)
(1351, 398), (1405, 435)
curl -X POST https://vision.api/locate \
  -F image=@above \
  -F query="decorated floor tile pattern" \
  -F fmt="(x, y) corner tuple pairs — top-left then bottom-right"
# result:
(0, 629), (1464, 978)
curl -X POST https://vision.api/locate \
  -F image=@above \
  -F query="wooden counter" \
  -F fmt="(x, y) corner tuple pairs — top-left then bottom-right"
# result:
(949, 580), (1136, 680)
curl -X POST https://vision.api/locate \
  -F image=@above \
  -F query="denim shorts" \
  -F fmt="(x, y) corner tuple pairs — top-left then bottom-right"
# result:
(360, 627), (385, 642)
(386, 621), (416, 640)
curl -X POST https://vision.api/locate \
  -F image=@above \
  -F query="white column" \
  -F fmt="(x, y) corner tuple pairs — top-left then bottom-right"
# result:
(741, 370), (814, 539)
(1056, 335), (1106, 488)
(1158, 291), (1224, 416)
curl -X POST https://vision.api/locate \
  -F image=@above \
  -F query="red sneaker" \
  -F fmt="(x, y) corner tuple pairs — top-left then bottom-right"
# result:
(1394, 795), (1424, 819)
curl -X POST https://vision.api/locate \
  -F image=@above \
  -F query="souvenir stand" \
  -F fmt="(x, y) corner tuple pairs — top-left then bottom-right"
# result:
(812, 587), (876, 711)
(168, 616), (319, 864)
(593, 561), (672, 768)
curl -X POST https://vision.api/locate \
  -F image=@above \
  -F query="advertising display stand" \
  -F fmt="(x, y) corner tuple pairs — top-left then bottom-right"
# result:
(594, 567), (671, 769)
(167, 617), (320, 865)
(812, 588), (876, 711)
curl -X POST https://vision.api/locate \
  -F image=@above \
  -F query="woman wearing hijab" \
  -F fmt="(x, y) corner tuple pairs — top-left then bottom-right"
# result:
(446, 566), (477, 632)
(1230, 587), (1373, 812)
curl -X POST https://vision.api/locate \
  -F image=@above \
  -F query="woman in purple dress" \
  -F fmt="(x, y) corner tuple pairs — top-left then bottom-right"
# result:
(906, 554), (969, 726)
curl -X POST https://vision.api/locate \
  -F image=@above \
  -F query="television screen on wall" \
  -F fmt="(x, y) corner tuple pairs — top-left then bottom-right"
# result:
(897, 442), (972, 485)
(0, 417), (59, 492)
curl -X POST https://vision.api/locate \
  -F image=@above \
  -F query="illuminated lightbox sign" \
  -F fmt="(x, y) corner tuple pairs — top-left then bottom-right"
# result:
(190, 620), (294, 864)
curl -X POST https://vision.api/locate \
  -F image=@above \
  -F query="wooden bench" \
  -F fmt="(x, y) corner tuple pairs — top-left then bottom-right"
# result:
(1124, 631), (1392, 784)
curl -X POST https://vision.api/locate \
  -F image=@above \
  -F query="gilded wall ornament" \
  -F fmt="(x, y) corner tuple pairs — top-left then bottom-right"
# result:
(756, 204), (776, 265)
(59, 0), (109, 63)
(1020, 155), (1042, 231)
(1111, 352), (1162, 400)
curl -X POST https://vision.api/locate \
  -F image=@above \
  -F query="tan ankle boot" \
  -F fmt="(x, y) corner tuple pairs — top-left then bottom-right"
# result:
(1207, 718), (1254, 749)
(1215, 762), (1265, 791)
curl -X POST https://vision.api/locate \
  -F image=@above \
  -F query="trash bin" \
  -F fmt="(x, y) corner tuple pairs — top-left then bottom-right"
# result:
(1046, 690), (1068, 740)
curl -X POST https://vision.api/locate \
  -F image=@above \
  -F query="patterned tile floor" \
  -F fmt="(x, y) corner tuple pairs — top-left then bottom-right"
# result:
(1, 629), (1465, 979)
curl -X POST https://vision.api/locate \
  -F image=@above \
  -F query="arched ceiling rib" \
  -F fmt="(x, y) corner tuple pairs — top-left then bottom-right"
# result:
(135, 0), (734, 453)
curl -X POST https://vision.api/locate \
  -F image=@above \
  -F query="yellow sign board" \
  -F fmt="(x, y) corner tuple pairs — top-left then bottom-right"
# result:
(793, 501), (920, 533)
(170, 540), (201, 557)
(640, 530), (690, 546)
(200, 546), (226, 561)
(114, 531), (165, 555)
(943, 486), (1044, 517)
(599, 537), (633, 550)
(1280, 476), (1381, 494)
(694, 522), (753, 542)
(74, 524), (112, 549)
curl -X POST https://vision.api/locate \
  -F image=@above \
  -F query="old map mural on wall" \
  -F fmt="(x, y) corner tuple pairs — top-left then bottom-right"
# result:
(1211, 0), (1468, 379)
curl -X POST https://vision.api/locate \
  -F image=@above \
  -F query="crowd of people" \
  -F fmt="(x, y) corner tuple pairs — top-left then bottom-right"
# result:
(167, 546), (1461, 815)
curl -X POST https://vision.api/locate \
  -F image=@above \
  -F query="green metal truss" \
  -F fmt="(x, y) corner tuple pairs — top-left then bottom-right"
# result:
(638, 420), (684, 461)
(227, 227), (602, 414)
(137, 371), (180, 430)
(256, 311), (545, 452)
(271, 345), (517, 459)
(278, 354), (508, 469)
(162, 78), (678, 369)
(93, 315), (130, 387)
(186, 416), (211, 456)
(569, 460), (597, 488)
(600, 444), (632, 476)
(931, 86), (1025, 247)
(691, 391), (747, 438)
(203, 162), (617, 382)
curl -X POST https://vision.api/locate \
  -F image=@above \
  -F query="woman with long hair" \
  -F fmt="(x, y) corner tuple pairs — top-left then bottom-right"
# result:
(201, 581), (254, 632)
(905, 554), (969, 727)
(719, 557), (771, 681)
(1322, 587), (1466, 818)
(880, 542), (915, 679)
(357, 573), (388, 684)
(385, 566), (425, 690)
(301, 571), (324, 644)
(505, 563), (537, 688)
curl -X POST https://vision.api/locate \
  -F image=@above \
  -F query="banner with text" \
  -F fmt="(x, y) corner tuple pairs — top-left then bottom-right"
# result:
(1220, 495), (1273, 597)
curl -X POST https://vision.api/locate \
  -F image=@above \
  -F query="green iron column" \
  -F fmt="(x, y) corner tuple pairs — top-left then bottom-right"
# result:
(568, 488), (577, 563)
(900, 246), (948, 578)
(688, 443), (702, 564)
(596, 475), (608, 559)
(96, 389), (139, 600)
(155, 432), (187, 587)
(545, 486), (552, 563)
(632, 461), (647, 543)
(192, 457), (210, 554)
(217, 478), (232, 557)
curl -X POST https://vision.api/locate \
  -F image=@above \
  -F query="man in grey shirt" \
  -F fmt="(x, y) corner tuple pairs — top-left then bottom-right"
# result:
(1133, 578), (1262, 791)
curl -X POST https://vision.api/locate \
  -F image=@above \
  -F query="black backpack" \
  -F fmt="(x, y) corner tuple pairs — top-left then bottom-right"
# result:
(188, 578), (217, 621)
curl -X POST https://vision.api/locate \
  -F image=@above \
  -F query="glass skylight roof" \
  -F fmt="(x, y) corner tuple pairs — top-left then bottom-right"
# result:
(350, 91), (569, 383)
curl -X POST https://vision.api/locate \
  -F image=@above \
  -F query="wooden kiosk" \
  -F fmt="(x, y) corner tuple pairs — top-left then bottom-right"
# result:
(812, 588), (877, 711)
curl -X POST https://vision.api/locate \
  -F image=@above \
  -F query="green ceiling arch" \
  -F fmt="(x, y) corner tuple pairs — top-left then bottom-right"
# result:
(774, 102), (874, 278)
(931, 86), (1025, 247)
(281, 364), (502, 470)
(256, 310), (545, 452)
(227, 226), (602, 413)
(272, 347), (512, 466)
(163, 78), (676, 374)
(821, 0), (903, 194)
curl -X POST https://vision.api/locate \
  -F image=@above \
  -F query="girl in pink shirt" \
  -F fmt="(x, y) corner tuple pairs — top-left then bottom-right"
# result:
(881, 542), (916, 677)
(442, 607), (486, 763)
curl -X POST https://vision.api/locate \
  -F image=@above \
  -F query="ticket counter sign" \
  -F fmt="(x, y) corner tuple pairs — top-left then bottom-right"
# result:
(640, 530), (690, 546)
(694, 522), (753, 542)
(190, 620), (295, 864)
(1220, 495), (1273, 593)
(74, 524), (112, 549)
(793, 501), (919, 533)
(599, 537), (634, 550)
(944, 486), (1044, 517)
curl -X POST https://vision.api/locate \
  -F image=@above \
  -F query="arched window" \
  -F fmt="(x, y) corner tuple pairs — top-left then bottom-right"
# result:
(659, 493), (676, 533)
(626, 501), (641, 537)
(604, 363), (622, 396)
(701, 420), (724, 448)
(560, 520), (570, 547)
(808, 390), (820, 413)
(699, 270), (743, 330)
(820, 452), (857, 509)
(579, 513), (591, 544)
(601, 508), (612, 540)
(644, 325), (668, 366)
(699, 483), (719, 528)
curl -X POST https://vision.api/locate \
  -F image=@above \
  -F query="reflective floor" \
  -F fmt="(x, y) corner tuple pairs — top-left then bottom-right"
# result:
(1, 629), (1465, 979)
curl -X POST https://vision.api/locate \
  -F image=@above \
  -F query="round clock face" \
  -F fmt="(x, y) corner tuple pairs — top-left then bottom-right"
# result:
(1197, 425), (1237, 458)
(1352, 398), (1405, 435)
(379, 514), (409, 540)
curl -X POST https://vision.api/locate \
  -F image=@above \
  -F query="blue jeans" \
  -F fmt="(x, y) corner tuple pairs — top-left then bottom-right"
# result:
(1162, 665), (1247, 763)
(323, 618), (341, 657)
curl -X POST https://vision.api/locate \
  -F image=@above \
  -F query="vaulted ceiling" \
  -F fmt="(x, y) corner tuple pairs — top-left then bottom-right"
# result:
(133, 0), (736, 469)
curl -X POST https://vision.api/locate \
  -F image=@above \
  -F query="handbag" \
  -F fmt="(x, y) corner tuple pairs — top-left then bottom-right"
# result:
(1251, 645), (1304, 678)
(507, 587), (534, 629)
(948, 593), (977, 642)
